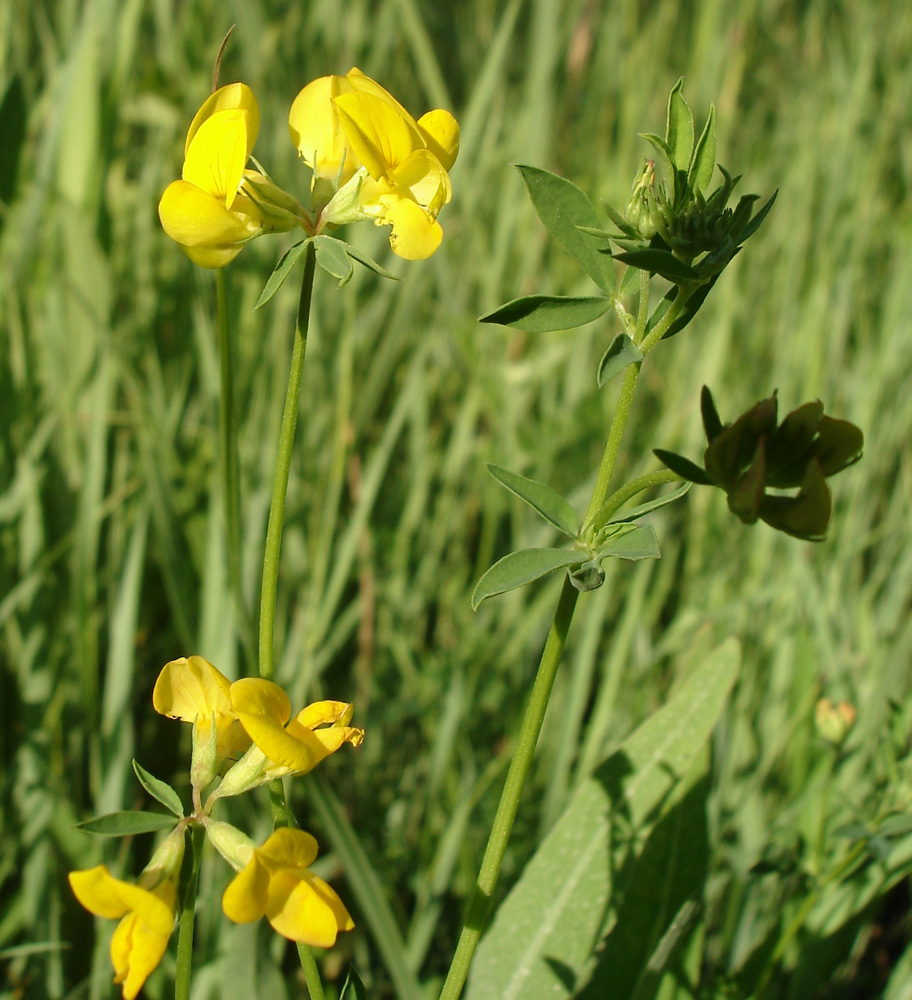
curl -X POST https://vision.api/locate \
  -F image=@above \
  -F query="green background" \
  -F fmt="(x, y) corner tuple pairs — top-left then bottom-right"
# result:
(2, 0), (911, 997)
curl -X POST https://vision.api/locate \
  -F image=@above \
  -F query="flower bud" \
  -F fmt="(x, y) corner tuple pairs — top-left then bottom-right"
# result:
(815, 697), (857, 746)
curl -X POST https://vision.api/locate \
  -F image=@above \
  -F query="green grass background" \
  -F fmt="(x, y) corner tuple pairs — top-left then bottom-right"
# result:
(2, 0), (912, 997)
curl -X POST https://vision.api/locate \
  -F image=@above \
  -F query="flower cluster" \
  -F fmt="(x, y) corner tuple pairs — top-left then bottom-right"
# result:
(69, 655), (362, 998)
(159, 68), (459, 267)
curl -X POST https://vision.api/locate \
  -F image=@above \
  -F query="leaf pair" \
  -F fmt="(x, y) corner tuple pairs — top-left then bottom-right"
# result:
(77, 761), (183, 836)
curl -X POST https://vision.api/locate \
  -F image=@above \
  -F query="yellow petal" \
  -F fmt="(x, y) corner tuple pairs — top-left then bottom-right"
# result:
(266, 869), (353, 946)
(345, 68), (424, 141)
(293, 701), (353, 730)
(240, 710), (336, 774)
(152, 655), (232, 723)
(68, 866), (173, 935)
(182, 109), (250, 206)
(258, 827), (319, 869)
(185, 82), (259, 157)
(229, 677), (292, 725)
(110, 910), (171, 1000)
(382, 196), (443, 260)
(391, 149), (451, 210)
(181, 244), (244, 268)
(222, 854), (271, 923)
(159, 181), (262, 249)
(289, 75), (359, 182)
(333, 91), (417, 179)
(417, 109), (460, 171)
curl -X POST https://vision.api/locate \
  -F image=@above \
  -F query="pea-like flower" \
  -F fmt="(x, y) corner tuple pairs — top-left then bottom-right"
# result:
(210, 679), (363, 800)
(289, 68), (459, 260)
(222, 827), (354, 947)
(68, 829), (184, 999)
(152, 655), (251, 787)
(159, 83), (299, 267)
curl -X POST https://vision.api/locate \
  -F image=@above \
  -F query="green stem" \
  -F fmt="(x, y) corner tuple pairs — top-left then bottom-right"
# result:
(586, 468), (682, 534)
(297, 943), (326, 1000)
(258, 242), (317, 682)
(439, 577), (579, 1000)
(216, 270), (256, 671)
(174, 825), (205, 1000)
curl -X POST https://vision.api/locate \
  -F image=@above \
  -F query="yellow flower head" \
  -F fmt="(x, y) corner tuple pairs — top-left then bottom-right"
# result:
(68, 830), (183, 1000)
(222, 827), (354, 947)
(159, 83), (296, 268)
(289, 68), (459, 259)
(153, 656), (251, 783)
(230, 678), (364, 777)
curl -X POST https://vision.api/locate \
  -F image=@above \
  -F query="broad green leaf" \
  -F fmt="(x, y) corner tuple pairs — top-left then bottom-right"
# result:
(336, 238), (400, 281)
(487, 464), (579, 537)
(314, 234), (354, 286)
(465, 639), (740, 1000)
(516, 164), (616, 294)
(480, 294), (611, 333)
(596, 483), (692, 529)
(255, 238), (311, 309)
(597, 333), (644, 387)
(665, 79), (694, 175)
(688, 105), (717, 196)
(132, 760), (184, 818)
(577, 772), (709, 1000)
(77, 811), (179, 836)
(340, 966), (369, 1000)
(598, 524), (660, 561)
(612, 250), (699, 284)
(471, 549), (584, 610)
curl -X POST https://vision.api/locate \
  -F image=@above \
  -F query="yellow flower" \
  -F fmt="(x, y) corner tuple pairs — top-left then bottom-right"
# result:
(159, 83), (297, 268)
(153, 655), (251, 786)
(230, 678), (363, 776)
(68, 830), (183, 1000)
(222, 827), (354, 947)
(289, 68), (459, 259)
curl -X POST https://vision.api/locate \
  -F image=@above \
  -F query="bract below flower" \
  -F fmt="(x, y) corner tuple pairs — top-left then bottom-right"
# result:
(68, 829), (183, 1000)
(222, 827), (354, 947)
(159, 83), (297, 267)
(230, 678), (364, 777)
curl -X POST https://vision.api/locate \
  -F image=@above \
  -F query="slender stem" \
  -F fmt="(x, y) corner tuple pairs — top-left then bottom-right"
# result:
(216, 270), (256, 671)
(297, 943), (327, 1000)
(586, 468), (682, 534)
(439, 577), (579, 1000)
(174, 825), (205, 1000)
(258, 242), (317, 682)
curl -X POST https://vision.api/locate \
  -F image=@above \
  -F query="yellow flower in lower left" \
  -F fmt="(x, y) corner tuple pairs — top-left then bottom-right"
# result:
(68, 829), (184, 1000)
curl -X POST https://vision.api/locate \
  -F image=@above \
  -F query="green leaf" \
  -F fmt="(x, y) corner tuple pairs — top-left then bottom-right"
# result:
(487, 465), (579, 536)
(600, 483), (692, 527)
(617, 261), (642, 300)
(77, 811), (179, 836)
(688, 105), (717, 196)
(255, 238), (311, 310)
(337, 239), (400, 280)
(472, 549), (584, 610)
(653, 449), (713, 486)
(516, 164), (616, 294)
(465, 639), (740, 1000)
(132, 760), (184, 818)
(0, 76), (26, 214)
(314, 235), (354, 287)
(665, 79), (695, 175)
(700, 385), (724, 442)
(340, 966), (369, 1000)
(480, 294), (611, 333)
(639, 133), (676, 193)
(597, 333), (644, 387)
(612, 250), (700, 284)
(598, 524), (660, 561)
(738, 189), (778, 244)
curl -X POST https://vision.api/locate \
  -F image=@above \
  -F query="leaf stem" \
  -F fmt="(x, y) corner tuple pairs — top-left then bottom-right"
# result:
(585, 468), (682, 533)
(216, 270), (256, 671)
(258, 242), (317, 682)
(174, 825), (205, 1000)
(438, 576), (579, 1000)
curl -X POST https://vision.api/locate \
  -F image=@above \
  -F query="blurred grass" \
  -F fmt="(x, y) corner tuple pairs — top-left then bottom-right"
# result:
(2, 0), (911, 997)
